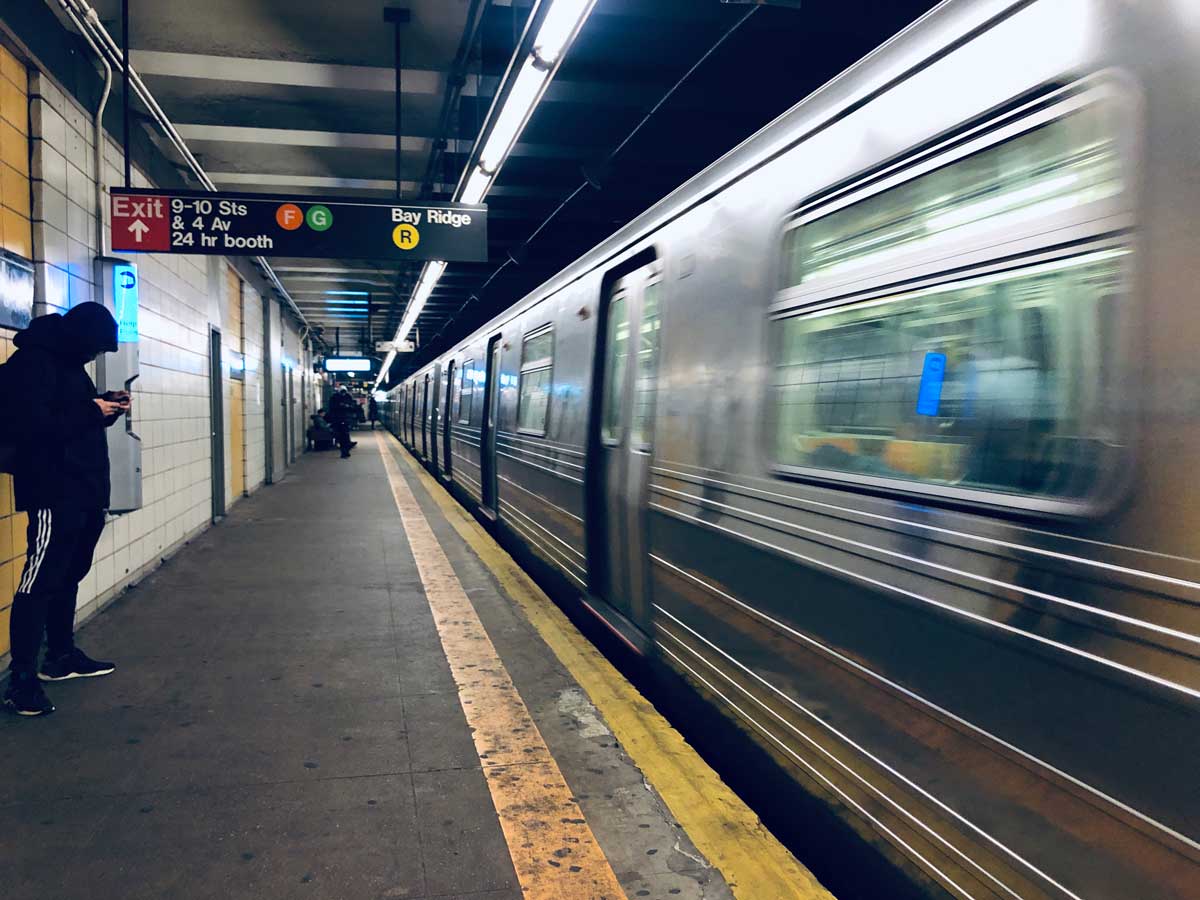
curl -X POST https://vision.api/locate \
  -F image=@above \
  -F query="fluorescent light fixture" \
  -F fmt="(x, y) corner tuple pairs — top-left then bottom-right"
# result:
(460, 167), (492, 205)
(534, 0), (596, 64)
(378, 349), (396, 381)
(479, 59), (548, 173)
(324, 290), (370, 296)
(376, 0), (598, 389)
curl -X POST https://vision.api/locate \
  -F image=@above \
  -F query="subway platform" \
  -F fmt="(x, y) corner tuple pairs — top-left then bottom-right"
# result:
(0, 432), (828, 900)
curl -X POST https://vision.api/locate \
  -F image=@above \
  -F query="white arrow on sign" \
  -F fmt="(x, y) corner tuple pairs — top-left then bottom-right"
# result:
(128, 220), (150, 243)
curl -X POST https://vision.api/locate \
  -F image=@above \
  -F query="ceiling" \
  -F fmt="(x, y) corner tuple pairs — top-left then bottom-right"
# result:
(81, 0), (940, 377)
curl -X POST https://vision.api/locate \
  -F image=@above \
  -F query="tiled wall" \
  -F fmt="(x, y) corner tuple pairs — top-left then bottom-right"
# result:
(0, 328), (26, 658)
(0, 45), (30, 260)
(243, 282), (267, 492)
(220, 261), (244, 507)
(0, 44), (31, 657)
(0, 47), (314, 665)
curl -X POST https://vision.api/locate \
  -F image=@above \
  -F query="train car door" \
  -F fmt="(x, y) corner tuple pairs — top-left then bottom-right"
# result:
(421, 373), (430, 458)
(480, 334), (502, 515)
(429, 363), (441, 476)
(589, 265), (662, 628)
(443, 361), (455, 476)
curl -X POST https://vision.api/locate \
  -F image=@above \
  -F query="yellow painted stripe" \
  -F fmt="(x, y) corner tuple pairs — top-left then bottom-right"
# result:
(382, 431), (834, 900)
(376, 435), (626, 900)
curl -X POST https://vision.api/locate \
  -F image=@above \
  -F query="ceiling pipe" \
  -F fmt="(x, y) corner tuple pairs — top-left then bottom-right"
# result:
(57, 2), (111, 255)
(56, 0), (312, 335)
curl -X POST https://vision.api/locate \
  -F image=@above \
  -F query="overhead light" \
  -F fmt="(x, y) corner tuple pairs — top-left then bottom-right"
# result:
(534, 0), (596, 64)
(376, 0), (598, 389)
(479, 59), (548, 173)
(378, 349), (396, 375)
(324, 290), (370, 296)
(460, 167), (492, 206)
(395, 259), (447, 343)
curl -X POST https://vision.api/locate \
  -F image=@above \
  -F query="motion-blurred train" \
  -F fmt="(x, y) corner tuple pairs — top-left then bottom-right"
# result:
(385, 1), (1200, 897)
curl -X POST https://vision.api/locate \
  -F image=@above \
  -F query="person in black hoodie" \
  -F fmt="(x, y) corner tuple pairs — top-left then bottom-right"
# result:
(3, 302), (129, 717)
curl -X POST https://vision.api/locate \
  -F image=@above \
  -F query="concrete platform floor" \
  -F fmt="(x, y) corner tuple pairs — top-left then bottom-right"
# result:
(0, 434), (741, 900)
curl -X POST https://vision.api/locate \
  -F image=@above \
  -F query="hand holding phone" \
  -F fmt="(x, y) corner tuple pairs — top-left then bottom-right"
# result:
(103, 390), (132, 410)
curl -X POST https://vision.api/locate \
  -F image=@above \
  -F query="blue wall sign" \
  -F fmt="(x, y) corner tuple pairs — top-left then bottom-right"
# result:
(113, 262), (139, 343)
(916, 352), (947, 416)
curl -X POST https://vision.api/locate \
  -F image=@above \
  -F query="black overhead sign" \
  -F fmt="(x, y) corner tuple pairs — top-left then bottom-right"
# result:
(110, 188), (487, 262)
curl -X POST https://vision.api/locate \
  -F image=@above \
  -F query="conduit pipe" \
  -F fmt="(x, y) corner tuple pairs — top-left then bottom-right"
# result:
(56, 0), (310, 330)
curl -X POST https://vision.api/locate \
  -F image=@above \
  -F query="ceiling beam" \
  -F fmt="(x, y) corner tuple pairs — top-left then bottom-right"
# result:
(207, 172), (565, 199)
(182, 124), (598, 161)
(132, 50), (446, 94)
(209, 172), (448, 193)
(131, 50), (661, 107)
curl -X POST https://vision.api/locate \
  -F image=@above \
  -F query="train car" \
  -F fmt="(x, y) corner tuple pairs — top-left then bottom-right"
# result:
(385, 1), (1200, 897)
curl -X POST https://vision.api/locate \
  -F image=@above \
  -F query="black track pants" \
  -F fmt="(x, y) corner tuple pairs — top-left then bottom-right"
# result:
(8, 508), (106, 672)
(332, 422), (352, 455)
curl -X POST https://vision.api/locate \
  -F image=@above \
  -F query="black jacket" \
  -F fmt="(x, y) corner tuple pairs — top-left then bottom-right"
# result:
(327, 392), (358, 426)
(5, 303), (121, 511)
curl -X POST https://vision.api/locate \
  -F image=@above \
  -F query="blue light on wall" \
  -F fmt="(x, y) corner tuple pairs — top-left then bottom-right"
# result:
(915, 352), (947, 416)
(113, 262), (139, 343)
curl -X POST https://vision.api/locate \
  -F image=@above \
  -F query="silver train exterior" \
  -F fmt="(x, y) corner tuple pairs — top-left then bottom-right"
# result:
(385, 1), (1200, 897)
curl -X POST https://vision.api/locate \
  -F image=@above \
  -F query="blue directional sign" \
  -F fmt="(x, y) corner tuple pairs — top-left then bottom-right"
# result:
(112, 262), (139, 343)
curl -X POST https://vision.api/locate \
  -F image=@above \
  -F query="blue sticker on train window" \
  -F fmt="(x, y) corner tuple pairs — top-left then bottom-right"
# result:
(915, 352), (947, 416)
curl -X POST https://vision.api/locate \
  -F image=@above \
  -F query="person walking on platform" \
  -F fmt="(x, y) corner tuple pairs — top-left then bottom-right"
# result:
(327, 386), (358, 458)
(2, 302), (129, 717)
(368, 395), (379, 430)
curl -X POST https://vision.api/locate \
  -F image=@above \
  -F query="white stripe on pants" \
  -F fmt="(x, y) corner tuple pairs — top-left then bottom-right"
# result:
(17, 509), (53, 594)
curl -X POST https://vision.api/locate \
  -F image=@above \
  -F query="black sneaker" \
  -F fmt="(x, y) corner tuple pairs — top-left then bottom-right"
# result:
(4, 671), (55, 716)
(39, 648), (116, 682)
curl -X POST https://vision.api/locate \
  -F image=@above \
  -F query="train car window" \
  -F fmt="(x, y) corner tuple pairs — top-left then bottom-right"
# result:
(782, 99), (1122, 291)
(601, 294), (630, 443)
(517, 326), (554, 435)
(630, 281), (662, 449)
(459, 360), (474, 424)
(773, 249), (1125, 500)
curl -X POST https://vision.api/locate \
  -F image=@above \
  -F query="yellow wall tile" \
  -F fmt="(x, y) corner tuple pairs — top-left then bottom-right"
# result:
(1, 207), (30, 258)
(0, 48), (25, 95)
(12, 511), (27, 559)
(0, 602), (10, 657)
(2, 162), (30, 217)
(0, 512), (11, 564)
(0, 78), (24, 134)
(0, 556), (15, 595)
(0, 120), (27, 176)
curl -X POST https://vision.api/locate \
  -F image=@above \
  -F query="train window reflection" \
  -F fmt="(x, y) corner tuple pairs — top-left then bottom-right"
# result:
(602, 294), (630, 443)
(631, 281), (662, 448)
(784, 101), (1122, 288)
(518, 327), (554, 435)
(774, 250), (1125, 498)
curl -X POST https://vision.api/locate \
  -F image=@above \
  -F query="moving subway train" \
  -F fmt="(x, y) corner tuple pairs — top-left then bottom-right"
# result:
(386, 1), (1200, 898)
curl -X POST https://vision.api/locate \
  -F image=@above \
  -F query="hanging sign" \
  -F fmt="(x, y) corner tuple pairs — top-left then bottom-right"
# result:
(110, 188), (487, 262)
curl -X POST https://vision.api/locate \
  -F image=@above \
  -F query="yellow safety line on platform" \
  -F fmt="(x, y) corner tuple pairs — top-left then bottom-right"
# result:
(382, 432), (834, 900)
(376, 435), (627, 900)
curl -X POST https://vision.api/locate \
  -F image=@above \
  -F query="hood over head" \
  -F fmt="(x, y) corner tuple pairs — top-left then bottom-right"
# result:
(14, 302), (119, 362)
(63, 302), (119, 357)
